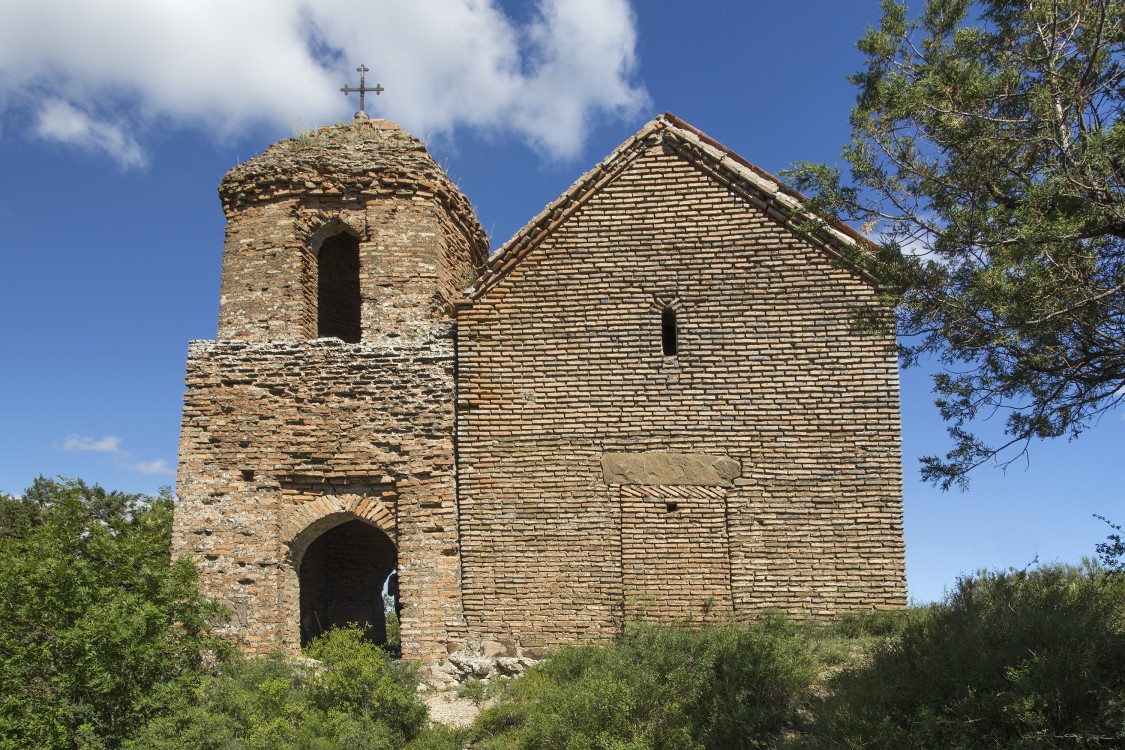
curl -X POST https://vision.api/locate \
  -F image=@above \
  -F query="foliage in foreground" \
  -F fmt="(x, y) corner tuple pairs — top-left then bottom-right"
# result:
(809, 564), (1125, 749)
(127, 626), (429, 750)
(471, 619), (816, 750)
(0, 478), (225, 750)
(787, 0), (1125, 488)
(1095, 514), (1125, 572)
(4, 475), (1121, 750)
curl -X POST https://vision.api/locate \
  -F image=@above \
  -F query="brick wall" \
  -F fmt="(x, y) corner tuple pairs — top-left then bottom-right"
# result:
(175, 114), (905, 666)
(175, 119), (487, 661)
(455, 136), (906, 649)
(174, 336), (464, 660)
(213, 119), (487, 343)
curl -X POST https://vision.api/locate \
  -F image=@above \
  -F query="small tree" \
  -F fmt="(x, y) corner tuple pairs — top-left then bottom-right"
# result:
(0, 477), (225, 749)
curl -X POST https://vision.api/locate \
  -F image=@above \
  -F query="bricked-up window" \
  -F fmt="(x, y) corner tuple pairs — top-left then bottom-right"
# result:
(317, 232), (361, 342)
(661, 306), (678, 356)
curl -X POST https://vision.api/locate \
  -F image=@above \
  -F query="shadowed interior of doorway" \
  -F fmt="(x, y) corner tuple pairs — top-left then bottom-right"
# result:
(298, 519), (397, 648)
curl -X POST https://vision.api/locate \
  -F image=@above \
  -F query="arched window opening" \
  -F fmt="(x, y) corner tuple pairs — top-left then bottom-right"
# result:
(298, 519), (396, 647)
(317, 232), (361, 342)
(661, 306), (678, 356)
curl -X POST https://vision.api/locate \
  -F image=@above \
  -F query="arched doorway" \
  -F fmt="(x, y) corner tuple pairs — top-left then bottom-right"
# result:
(298, 518), (397, 647)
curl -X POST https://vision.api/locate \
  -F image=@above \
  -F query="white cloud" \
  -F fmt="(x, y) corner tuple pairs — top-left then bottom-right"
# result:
(57, 434), (122, 453)
(55, 433), (172, 475)
(126, 458), (174, 475)
(35, 100), (147, 169)
(512, 0), (646, 155)
(0, 0), (648, 163)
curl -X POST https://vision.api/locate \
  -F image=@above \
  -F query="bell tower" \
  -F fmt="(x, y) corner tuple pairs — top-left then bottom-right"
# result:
(174, 116), (488, 660)
(214, 117), (486, 343)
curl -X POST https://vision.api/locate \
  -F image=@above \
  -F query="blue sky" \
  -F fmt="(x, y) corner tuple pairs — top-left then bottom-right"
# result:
(0, 0), (1120, 604)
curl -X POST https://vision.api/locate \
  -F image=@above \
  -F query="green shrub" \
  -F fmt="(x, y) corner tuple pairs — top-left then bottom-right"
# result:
(404, 725), (469, 750)
(811, 565), (1125, 749)
(384, 594), (402, 653)
(829, 608), (912, 640)
(456, 677), (489, 706)
(0, 478), (225, 750)
(127, 626), (428, 750)
(472, 619), (815, 750)
(304, 625), (428, 737)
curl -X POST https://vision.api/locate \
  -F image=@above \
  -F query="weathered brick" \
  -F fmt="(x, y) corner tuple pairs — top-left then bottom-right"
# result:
(174, 113), (906, 667)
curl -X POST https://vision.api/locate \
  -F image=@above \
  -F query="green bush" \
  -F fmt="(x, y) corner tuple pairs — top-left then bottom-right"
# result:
(384, 593), (402, 653)
(472, 619), (815, 750)
(403, 725), (469, 750)
(0, 478), (225, 750)
(127, 626), (429, 750)
(811, 565), (1125, 749)
(304, 625), (428, 737)
(828, 608), (912, 640)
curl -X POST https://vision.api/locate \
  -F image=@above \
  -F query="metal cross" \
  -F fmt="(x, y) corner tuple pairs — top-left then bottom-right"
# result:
(340, 64), (384, 116)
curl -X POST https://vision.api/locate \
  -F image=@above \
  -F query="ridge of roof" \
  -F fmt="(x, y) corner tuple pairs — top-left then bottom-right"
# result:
(461, 112), (878, 304)
(660, 112), (876, 252)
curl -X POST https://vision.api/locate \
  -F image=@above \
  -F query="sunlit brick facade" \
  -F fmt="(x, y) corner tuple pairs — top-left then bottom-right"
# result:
(174, 113), (906, 679)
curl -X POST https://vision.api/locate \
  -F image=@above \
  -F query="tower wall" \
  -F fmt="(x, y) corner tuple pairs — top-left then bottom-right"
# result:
(174, 119), (487, 660)
(175, 336), (462, 659)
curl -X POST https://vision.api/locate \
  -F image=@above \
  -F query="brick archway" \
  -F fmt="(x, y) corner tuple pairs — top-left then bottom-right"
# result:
(278, 495), (397, 651)
(281, 494), (396, 556)
(295, 516), (396, 646)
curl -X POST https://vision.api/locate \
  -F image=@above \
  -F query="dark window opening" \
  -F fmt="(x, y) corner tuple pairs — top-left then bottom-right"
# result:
(299, 519), (396, 648)
(317, 232), (361, 342)
(665, 502), (679, 513)
(661, 306), (678, 356)
(240, 469), (255, 482)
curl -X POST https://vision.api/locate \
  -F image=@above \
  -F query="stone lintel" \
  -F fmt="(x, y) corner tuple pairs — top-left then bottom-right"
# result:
(601, 452), (741, 487)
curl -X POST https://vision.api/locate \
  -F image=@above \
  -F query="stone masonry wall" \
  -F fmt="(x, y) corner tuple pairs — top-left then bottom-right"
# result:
(176, 118), (488, 662)
(174, 333), (463, 662)
(454, 139), (906, 650)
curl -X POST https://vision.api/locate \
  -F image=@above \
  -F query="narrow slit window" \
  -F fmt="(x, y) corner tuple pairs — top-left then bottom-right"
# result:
(661, 306), (678, 356)
(317, 232), (361, 342)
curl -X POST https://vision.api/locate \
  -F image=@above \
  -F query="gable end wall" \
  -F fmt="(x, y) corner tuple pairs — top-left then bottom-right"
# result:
(455, 143), (906, 647)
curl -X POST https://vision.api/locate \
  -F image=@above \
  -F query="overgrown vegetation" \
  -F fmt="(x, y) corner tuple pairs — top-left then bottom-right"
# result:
(0, 478), (226, 750)
(3, 477), (1121, 749)
(470, 619), (816, 750)
(286, 119), (382, 150)
(127, 627), (429, 750)
(805, 564), (1125, 749)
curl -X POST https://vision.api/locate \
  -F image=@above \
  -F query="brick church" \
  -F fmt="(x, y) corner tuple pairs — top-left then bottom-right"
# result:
(173, 112), (906, 673)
